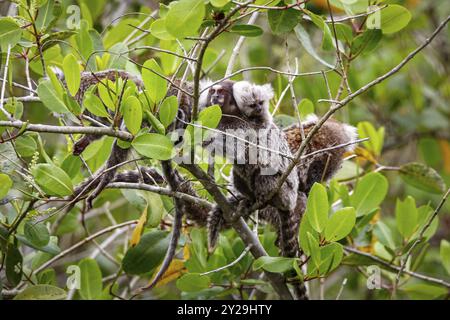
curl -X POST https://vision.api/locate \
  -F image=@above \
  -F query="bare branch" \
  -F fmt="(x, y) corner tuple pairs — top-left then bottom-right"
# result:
(345, 246), (450, 289)
(0, 120), (134, 141)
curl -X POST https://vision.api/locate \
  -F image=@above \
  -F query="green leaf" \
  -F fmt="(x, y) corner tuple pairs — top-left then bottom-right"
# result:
(6, 244), (22, 287)
(197, 104), (222, 129)
(62, 53), (81, 96)
(351, 29), (382, 56)
(146, 111), (165, 135)
(395, 196), (418, 239)
(83, 91), (110, 118)
(16, 235), (61, 255)
(176, 273), (210, 292)
(299, 214), (319, 256)
(122, 230), (170, 275)
(37, 79), (69, 113)
(210, 0), (230, 8)
(31, 163), (74, 196)
(334, 23), (353, 43)
(297, 99), (314, 120)
(399, 162), (445, 194)
(159, 96), (178, 128)
(97, 79), (117, 111)
(122, 96), (142, 135)
(440, 240), (450, 275)
(324, 207), (356, 242)
(373, 221), (396, 250)
(357, 121), (384, 156)
(75, 20), (94, 60)
(305, 183), (329, 233)
(165, 0), (205, 38)
(14, 285), (67, 300)
(150, 18), (175, 41)
(142, 59), (167, 104)
(350, 172), (388, 217)
(24, 220), (50, 248)
(402, 283), (447, 300)
(309, 242), (343, 276)
(15, 135), (37, 158)
(63, 93), (82, 115)
(46, 66), (64, 98)
(253, 256), (296, 273)
(377, 4), (411, 34)
(268, 6), (300, 35)
(229, 24), (263, 37)
(78, 258), (103, 300)
(294, 24), (334, 69)
(132, 133), (174, 160)
(306, 10), (333, 51)
(307, 232), (321, 268)
(0, 17), (23, 51)
(0, 173), (13, 199)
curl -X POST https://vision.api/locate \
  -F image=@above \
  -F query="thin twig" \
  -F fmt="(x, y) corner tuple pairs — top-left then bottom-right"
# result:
(201, 245), (253, 276)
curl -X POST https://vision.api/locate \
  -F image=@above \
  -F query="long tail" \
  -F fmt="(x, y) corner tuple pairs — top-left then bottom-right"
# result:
(278, 209), (308, 300)
(143, 161), (183, 290)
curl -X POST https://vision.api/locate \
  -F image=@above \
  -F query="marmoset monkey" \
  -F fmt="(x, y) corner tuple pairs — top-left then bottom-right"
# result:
(205, 81), (301, 259)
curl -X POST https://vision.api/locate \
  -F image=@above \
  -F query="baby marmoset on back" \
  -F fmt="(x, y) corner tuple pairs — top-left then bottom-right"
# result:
(284, 115), (358, 194)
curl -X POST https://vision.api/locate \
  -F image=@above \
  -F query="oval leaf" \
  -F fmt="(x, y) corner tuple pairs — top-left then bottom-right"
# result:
(395, 196), (418, 239)
(24, 220), (50, 248)
(268, 7), (300, 35)
(78, 258), (103, 300)
(122, 96), (142, 135)
(230, 24), (263, 37)
(350, 172), (388, 217)
(0, 173), (13, 199)
(37, 79), (69, 113)
(399, 162), (445, 194)
(132, 133), (174, 160)
(377, 4), (411, 34)
(324, 207), (356, 242)
(305, 183), (329, 233)
(165, 0), (205, 38)
(159, 96), (178, 128)
(31, 163), (74, 196)
(0, 17), (23, 51)
(14, 285), (67, 300)
(122, 230), (170, 275)
(176, 273), (210, 292)
(142, 59), (167, 104)
(83, 91), (110, 118)
(62, 53), (81, 96)
(253, 256), (296, 273)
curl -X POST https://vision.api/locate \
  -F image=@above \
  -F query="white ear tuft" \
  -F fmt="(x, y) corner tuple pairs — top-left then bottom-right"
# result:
(233, 81), (253, 108)
(301, 114), (319, 127)
(199, 78), (213, 109)
(260, 83), (274, 100)
(343, 124), (358, 151)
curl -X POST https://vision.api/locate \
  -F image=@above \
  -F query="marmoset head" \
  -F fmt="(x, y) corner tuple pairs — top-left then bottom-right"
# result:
(205, 80), (241, 116)
(232, 81), (274, 123)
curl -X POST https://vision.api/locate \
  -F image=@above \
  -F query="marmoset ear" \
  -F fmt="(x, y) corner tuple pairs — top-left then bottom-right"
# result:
(260, 83), (274, 101)
(232, 81), (253, 107)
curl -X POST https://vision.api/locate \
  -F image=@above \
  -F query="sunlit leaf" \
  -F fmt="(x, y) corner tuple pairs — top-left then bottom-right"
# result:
(305, 183), (329, 233)
(350, 172), (388, 217)
(132, 133), (174, 160)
